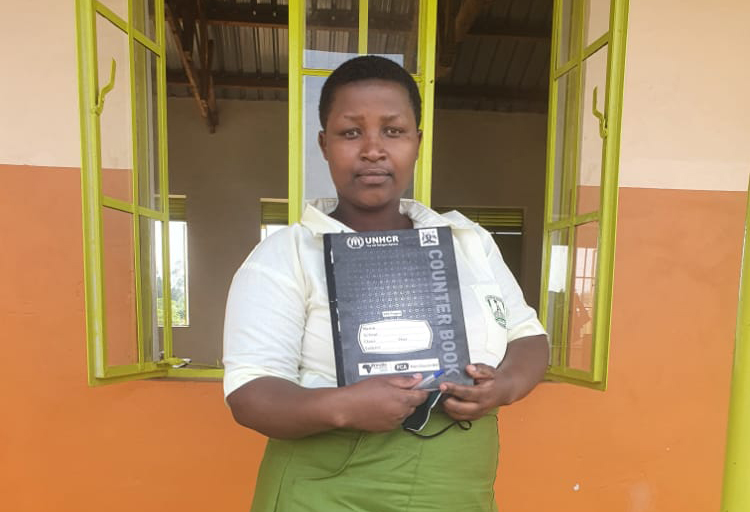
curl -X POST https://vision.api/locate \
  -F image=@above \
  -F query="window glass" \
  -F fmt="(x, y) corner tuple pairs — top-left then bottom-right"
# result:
(156, 221), (189, 327)
(99, 0), (128, 21)
(557, 0), (578, 67)
(139, 217), (165, 361)
(576, 45), (608, 215)
(566, 222), (598, 372)
(305, 0), (359, 69)
(368, 0), (419, 73)
(552, 71), (577, 222)
(134, 43), (161, 211)
(102, 207), (138, 366)
(97, 14), (134, 203)
(584, 0), (610, 46)
(546, 228), (569, 368)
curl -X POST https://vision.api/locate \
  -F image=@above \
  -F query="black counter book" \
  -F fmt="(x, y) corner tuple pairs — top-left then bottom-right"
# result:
(323, 226), (472, 389)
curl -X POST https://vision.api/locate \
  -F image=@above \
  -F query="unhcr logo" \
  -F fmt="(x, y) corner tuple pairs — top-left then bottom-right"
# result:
(346, 235), (365, 249)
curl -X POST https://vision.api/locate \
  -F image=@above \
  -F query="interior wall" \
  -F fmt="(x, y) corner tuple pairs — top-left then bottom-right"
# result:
(166, 102), (548, 362)
(431, 109), (548, 309)
(166, 99), (288, 365)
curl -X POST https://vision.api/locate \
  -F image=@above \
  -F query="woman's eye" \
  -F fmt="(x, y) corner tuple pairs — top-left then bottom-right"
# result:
(342, 129), (359, 139)
(384, 127), (403, 137)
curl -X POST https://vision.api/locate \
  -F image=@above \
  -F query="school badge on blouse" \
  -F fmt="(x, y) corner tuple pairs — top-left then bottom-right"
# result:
(485, 295), (506, 328)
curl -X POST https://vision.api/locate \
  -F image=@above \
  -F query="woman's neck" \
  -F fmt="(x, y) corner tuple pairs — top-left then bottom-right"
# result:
(329, 201), (413, 232)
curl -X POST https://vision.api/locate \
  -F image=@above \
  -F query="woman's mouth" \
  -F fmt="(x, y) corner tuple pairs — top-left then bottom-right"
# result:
(355, 169), (391, 185)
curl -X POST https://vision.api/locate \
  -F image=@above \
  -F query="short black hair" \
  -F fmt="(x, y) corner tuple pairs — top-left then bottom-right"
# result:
(318, 55), (422, 130)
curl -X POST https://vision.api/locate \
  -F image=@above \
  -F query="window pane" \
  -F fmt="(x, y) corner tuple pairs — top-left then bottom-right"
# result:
(368, 0), (419, 73)
(303, 75), (336, 200)
(97, 14), (134, 203)
(576, 45), (607, 215)
(552, 70), (578, 222)
(566, 222), (598, 372)
(305, 0), (359, 69)
(98, 0), (128, 22)
(132, 0), (156, 41)
(139, 217), (164, 361)
(155, 221), (189, 328)
(102, 207), (138, 366)
(134, 43), (161, 211)
(557, 0), (579, 67)
(546, 228), (569, 367)
(584, 0), (610, 46)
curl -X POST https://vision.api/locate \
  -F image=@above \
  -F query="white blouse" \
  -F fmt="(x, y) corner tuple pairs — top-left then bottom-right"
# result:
(223, 199), (547, 398)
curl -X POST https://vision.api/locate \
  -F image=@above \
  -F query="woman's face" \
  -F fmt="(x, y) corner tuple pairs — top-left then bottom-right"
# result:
(319, 79), (421, 213)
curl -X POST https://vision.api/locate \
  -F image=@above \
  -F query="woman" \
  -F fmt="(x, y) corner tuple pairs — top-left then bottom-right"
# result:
(223, 56), (549, 511)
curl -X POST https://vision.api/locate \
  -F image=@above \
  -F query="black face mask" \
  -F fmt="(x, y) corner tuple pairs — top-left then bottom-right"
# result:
(402, 390), (472, 439)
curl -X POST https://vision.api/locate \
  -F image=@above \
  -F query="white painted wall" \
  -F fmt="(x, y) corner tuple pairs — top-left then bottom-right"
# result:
(0, 0), (81, 168)
(619, 0), (750, 191)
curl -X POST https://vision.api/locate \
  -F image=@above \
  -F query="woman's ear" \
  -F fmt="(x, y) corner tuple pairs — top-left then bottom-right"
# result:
(417, 129), (423, 144)
(318, 130), (329, 161)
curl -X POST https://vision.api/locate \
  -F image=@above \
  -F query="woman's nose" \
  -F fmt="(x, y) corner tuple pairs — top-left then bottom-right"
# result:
(360, 133), (386, 161)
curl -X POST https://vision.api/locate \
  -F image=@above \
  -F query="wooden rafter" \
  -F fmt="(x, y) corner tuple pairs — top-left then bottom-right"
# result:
(166, 0), (218, 132)
(166, 71), (547, 112)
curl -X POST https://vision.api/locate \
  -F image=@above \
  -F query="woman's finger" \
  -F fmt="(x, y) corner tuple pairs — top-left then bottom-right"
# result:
(442, 396), (484, 420)
(466, 363), (496, 381)
(440, 381), (485, 402)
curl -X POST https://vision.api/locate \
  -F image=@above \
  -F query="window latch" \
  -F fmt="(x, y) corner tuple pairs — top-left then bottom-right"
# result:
(93, 58), (116, 116)
(157, 355), (191, 368)
(592, 86), (608, 139)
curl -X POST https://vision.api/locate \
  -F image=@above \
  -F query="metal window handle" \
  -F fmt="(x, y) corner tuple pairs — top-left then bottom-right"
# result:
(592, 86), (608, 139)
(93, 58), (116, 116)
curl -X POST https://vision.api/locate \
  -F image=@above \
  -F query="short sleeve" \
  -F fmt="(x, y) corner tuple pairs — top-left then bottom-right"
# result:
(222, 231), (307, 399)
(475, 226), (548, 342)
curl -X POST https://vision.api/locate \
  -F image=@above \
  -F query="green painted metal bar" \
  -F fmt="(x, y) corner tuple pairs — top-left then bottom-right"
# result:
(102, 196), (136, 213)
(132, 29), (161, 55)
(300, 67), (333, 77)
(542, 0), (629, 387)
(167, 368), (224, 380)
(589, 0), (629, 385)
(153, 0), (175, 363)
(78, 0), (171, 384)
(538, 0), (563, 330)
(358, 0), (368, 55)
(128, 0), (148, 369)
(94, 1), (128, 31)
(545, 211), (600, 231)
(720, 183), (750, 512)
(582, 32), (609, 60)
(413, 0), (437, 207)
(557, 0), (587, 371)
(288, 0), (304, 223)
(77, 0), (110, 384)
(553, 59), (577, 80)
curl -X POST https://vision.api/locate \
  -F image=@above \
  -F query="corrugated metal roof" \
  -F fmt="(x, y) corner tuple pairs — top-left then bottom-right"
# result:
(166, 0), (551, 112)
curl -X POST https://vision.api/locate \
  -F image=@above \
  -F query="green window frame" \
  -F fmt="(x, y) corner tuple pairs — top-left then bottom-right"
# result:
(287, 0), (438, 222)
(540, 0), (629, 389)
(76, 0), (215, 385)
(260, 198), (290, 239)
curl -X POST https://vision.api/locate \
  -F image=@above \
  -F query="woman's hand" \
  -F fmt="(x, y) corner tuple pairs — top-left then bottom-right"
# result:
(439, 364), (512, 421)
(335, 374), (430, 432)
(439, 335), (550, 422)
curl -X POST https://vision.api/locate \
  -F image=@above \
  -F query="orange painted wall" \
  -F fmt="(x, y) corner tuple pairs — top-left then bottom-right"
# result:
(1, 164), (745, 511)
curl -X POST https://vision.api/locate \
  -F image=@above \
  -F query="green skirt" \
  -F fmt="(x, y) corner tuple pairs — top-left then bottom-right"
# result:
(250, 411), (499, 512)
